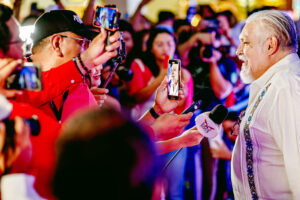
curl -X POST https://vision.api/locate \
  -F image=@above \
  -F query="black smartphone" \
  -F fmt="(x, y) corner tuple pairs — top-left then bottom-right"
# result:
(93, 6), (120, 31)
(167, 59), (181, 100)
(5, 62), (42, 91)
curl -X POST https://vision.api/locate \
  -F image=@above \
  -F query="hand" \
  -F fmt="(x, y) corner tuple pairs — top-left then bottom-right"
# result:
(81, 28), (121, 69)
(151, 112), (193, 140)
(5, 117), (32, 174)
(194, 32), (214, 45)
(90, 88), (109, 107)
(153, 76), (185, 114)
(0, 58), (23, 98)
(210, 140), (232, 160)
(178, 126), (204, 147)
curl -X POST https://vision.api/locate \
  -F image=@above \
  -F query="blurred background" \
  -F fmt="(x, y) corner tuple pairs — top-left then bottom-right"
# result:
(1, 0), (298, 22)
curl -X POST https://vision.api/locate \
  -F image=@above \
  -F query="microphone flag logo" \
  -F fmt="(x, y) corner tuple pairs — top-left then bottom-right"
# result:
(200, 119), (215, 133)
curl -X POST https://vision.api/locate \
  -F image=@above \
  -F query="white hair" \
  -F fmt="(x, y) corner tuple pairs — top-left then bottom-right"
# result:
(246, 10), (298, 53)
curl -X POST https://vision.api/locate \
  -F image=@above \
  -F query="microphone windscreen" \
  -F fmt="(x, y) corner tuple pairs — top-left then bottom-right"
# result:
(209, 104), (228, 124)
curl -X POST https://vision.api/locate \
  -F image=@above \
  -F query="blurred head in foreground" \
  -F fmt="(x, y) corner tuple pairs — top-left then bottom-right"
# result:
(53, 107), (158, 200)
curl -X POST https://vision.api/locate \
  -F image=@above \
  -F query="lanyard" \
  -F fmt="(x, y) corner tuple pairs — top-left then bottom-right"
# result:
(50, 90), (69, 122)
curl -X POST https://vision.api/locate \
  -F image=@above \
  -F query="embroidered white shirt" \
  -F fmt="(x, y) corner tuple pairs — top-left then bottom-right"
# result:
(231, 53), (300, 199)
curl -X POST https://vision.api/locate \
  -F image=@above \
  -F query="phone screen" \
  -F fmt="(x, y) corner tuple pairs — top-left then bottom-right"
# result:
(93, 6), (119, 31)
(167, 59), (181, 100)
(5, 62), (42, 91)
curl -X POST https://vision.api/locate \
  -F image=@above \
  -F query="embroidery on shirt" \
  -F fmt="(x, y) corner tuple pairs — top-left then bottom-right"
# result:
(243, 83), (271, 200)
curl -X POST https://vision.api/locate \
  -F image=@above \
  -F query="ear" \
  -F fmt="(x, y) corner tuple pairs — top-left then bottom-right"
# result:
(50, 34), (64, 57)
(265, 36), (279, 56)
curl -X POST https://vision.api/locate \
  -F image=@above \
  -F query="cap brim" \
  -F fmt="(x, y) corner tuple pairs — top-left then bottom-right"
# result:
(73, 28), (99, 40)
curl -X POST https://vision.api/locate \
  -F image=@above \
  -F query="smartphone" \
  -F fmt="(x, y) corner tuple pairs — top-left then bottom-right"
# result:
(5, 62), (42, 91)
(93, 6), (120, 31)
(167, 59), (181, 100)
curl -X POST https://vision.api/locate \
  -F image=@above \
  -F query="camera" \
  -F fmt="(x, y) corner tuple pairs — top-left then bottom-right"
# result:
(198, 18), (220, 59)
(115, 65), (133, 82)
(5, 62), (42, 91)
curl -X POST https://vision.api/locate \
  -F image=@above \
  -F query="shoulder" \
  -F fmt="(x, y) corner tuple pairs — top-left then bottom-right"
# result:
(182, 68), (192, 81)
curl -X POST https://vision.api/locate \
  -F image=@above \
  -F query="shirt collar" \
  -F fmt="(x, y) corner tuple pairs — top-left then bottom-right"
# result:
(251, 53), (299, 89)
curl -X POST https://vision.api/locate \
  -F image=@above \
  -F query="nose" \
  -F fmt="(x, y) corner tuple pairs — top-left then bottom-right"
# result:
(236, 43), (243, 56)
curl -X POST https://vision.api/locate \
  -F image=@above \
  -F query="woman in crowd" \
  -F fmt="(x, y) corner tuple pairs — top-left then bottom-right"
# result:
(126, 28), (193, 120)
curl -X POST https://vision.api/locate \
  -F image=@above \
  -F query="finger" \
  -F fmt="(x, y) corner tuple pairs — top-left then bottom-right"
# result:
(98, 27), (107, 41)
(1, 89), (23, 98)
(158, 76), (168, 90)
(91, 88), (109, 94)
(0, 59), (22, 79)
(109, 31), (120, 43)
(94, 94), (107, 101)
(97, 100), (105, 104)
(0, 58), (14, 70)
(105, 40), (121, 52)
(179, 120), (190, 129)
(179, 112), (193, 122)
(93, 50), (118, 66)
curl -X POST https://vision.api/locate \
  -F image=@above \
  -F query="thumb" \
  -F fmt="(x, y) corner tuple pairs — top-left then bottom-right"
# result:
(180, 112), (193, 120)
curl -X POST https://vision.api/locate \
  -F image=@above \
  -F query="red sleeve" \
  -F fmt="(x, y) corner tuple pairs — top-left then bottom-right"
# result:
(9, 101), (62, 198)
(14, 59), (84, 107)
(127, 60), (153, 96)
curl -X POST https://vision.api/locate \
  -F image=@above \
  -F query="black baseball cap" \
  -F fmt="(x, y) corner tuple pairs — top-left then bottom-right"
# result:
(31, 10), (98, 47)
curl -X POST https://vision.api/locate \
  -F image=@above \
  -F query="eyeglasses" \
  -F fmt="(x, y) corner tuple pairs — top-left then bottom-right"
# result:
(230, 109), (246, 136)
(60, 35), (91, 49)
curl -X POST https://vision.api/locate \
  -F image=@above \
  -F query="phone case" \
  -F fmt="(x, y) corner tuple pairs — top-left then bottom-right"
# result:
(93, 6), (120, 31)
(167, 59), (181, 100)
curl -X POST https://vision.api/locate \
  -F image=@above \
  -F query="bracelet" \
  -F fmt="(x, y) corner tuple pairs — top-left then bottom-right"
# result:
(77, 54), (91, 73)
(73, 57), (84, 77)
(149, 107), (160, 119)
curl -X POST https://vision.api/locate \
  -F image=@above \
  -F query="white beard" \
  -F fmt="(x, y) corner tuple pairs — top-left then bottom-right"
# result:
(240, 63), (255, 84)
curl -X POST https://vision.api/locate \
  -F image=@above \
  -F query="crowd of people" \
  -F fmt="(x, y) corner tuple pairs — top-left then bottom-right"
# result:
(0, 0), (300, 199)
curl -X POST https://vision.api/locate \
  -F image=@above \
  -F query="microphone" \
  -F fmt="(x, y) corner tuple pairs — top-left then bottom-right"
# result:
(161, 104), (228, 173)
(195, 104), (228, 138)
(181, 88), (214, 114)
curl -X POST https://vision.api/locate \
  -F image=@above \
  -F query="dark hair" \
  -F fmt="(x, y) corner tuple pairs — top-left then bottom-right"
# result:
(0, 4), (13, 54)
(119, 19), (135, 39)
(217, 10), (237, 28)
(53, 107), (158, 200)
(144, 28), (175, 76)
(158, 11), (175, 23)
(173, 19), (190, 34)
(124, 29), (150, 69)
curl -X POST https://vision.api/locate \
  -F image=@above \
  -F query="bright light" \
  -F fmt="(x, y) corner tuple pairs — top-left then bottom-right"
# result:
(191, 14), (201, 27)
(20, 25), (35, 54)
(20, 25), (35, 45)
